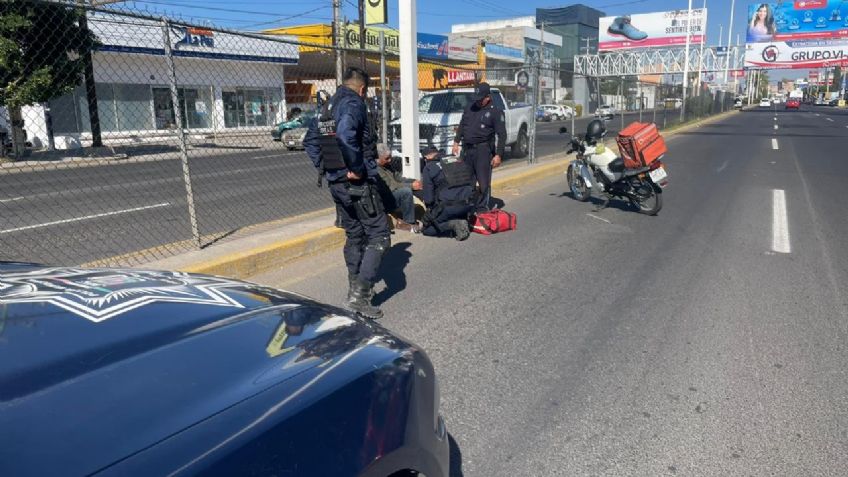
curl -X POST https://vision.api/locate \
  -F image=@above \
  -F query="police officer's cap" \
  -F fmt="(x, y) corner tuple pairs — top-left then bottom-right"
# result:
(474, 82), (491, 101)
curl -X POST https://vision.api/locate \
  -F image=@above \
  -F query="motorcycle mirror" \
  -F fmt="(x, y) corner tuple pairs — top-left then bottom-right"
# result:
(558, 127), (568, 134)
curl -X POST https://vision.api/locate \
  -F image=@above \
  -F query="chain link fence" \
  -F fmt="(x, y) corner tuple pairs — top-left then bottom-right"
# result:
(0, 1), (739, 268)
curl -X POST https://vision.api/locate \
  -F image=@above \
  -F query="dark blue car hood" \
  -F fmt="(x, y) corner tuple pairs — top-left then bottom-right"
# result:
(0, 264), (387, 476)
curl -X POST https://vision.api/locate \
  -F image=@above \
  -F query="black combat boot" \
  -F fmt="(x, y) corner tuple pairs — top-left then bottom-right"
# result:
(346, 278), (383, 320)
(346, 273), (358, 302)
(447, 220), (470, 241)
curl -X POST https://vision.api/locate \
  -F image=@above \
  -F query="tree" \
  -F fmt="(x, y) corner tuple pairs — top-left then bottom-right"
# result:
(0, 0), (99, 159)
(757, 70), (770, 99)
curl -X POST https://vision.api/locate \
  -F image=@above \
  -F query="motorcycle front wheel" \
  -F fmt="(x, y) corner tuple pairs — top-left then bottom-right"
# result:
(632, 181), (663, 215)
(567, 164), (591, 202)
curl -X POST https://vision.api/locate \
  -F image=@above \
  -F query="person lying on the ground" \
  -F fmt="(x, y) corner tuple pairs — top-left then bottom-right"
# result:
(376, 143), (422, 233)
(420, 147), (473, 241)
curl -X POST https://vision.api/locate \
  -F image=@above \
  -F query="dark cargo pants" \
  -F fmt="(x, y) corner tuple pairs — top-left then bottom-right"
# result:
(464, 142), (494, 211)
(328, 181), (391, 285)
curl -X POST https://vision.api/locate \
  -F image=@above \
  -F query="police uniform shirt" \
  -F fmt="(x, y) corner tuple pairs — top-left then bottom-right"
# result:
(455, 101), (507, 157)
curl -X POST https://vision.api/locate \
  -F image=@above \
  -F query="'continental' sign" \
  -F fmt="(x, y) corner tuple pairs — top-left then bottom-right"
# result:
(344, 25), (399, 54)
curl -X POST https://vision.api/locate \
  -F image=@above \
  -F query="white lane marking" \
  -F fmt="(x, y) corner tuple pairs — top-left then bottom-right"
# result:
(0, 202), (170, 235)
(815, 113), (821, 116)
(716, 160), (729, 173)
(772, 189), (791, 254)
(826, 117), (834, 122)
(586, 213), (612, 224)
(774, 124), (778, 130)
(774, 117), (777, 121)
(0, 196), (25, 203)
(772, 138), (779, 150)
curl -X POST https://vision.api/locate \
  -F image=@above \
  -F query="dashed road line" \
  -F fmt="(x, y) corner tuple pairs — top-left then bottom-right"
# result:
(774, 124), (778, 130)
(772, 138), (779, 150)
(716, 160), (729, 173)
(772, 189), (791, 254)
(0, 202), (171, 234)
(826, 117), (834, 122)
(0, 196), (25, 203)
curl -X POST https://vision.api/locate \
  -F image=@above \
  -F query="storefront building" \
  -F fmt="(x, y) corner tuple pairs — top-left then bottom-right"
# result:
(28, 13), (298, 148)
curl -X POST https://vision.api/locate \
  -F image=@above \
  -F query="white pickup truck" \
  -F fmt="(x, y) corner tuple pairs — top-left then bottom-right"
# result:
(390, 87), (532, 158)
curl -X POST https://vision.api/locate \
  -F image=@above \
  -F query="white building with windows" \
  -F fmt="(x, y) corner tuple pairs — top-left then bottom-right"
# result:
(23, 13), (298, 149)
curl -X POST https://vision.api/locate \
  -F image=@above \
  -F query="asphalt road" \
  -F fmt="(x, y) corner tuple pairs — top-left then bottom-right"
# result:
(0, 106), (787, 266)
(250, 104), (848, 476)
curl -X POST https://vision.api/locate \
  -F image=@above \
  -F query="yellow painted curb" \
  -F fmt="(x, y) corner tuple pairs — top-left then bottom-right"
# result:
(182, 226), (345, 278)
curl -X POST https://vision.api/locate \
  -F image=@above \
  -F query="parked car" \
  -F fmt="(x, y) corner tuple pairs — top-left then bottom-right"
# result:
(282, 127), (308, 150)
(595, 105), (616, 118)
(0, 263), (449, 477)
(539, 104), (573, 120)
(271, 109), (316, 141)
(828, 99), (839, 106)
(390, 87), (533, 158)
(759, 98), (771, 107)
(734, 98), (744, 109)
(536, 107), (553, 122)
(785, 98), (801, 110)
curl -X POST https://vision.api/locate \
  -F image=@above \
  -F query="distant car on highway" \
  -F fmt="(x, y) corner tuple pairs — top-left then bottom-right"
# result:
(595, 105), (616, 119)
(759, 98), (771, 107)
(539, 104), (573, 120)
(827, 99), (839, 106)
(785, 98), (800, 110)
(0, 263), (449, 477)
(271, 109), (316, 141)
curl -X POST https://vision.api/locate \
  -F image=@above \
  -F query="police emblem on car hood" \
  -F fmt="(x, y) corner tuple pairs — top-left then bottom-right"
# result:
(0, 268), (244, 322)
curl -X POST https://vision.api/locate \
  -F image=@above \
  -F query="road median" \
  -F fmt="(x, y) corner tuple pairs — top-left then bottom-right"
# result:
(141, 157), (569, 279)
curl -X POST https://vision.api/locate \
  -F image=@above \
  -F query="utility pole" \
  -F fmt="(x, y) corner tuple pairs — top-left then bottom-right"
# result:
(539, 21), (545, 105)
(358, 0), (366, 69)
(77, 0), (102, 147)
(695, 0), (706, 93)
(724, 0), (735, 83)
(681, 0), (693, 121)
(333, 0), (342, 85)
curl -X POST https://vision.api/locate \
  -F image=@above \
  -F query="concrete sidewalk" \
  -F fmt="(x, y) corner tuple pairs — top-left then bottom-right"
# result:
(139, 108), (738, 278)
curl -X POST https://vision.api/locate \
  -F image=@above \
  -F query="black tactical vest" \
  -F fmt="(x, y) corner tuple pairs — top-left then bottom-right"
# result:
(315, 98), (346, 170)
(438, 157), (473, 188)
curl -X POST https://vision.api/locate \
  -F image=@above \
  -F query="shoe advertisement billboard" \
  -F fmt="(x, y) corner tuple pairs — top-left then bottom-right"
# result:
(599, 9), (707, 51)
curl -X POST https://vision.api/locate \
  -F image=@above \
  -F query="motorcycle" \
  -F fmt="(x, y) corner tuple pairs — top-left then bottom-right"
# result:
(559, 126), (668, 215)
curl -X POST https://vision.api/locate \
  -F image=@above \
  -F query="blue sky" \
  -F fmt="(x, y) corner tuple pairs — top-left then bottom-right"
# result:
(121, 0), (752, 47)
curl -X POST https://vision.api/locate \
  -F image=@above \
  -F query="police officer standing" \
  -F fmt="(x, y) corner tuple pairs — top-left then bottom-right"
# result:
(451, 82), (507, 212)
(304, 67), (389, 320)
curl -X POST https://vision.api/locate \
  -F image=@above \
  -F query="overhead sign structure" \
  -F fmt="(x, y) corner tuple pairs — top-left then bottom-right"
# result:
(365, 0), (388, 25)
(599, 9), (707, 51)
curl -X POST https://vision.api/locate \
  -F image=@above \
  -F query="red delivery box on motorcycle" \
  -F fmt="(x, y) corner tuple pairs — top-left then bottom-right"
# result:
(616, 122), (667, 169)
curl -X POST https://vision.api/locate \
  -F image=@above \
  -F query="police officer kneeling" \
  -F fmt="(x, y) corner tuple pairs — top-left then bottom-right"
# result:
(420, 147), (473, 241)
(304, 67), (389, 319)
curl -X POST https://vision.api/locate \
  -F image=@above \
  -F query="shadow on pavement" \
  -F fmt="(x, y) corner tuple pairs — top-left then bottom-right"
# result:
(373, 242), (412, 306)
(449, 433), (464, 477)
(553, 191), (638, 213)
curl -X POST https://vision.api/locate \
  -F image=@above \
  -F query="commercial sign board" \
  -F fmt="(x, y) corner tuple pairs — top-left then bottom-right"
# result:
(417, 33), (449, 59)
(746, 1), (848, 43)
(486, 43), (524, 62)
(447, 70), (477, 84)
(745, 38), (848, 68)
(89, 12), (299, 64)
(344, 25), (400, 54)
(599, 9), (707, 51)
(365, 0), (387, 25)
(447, 37), (478, 61)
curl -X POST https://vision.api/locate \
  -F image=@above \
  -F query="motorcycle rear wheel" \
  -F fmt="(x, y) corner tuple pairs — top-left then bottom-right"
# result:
(567, 164), (591, 202)
(632, 182), (663, 215)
